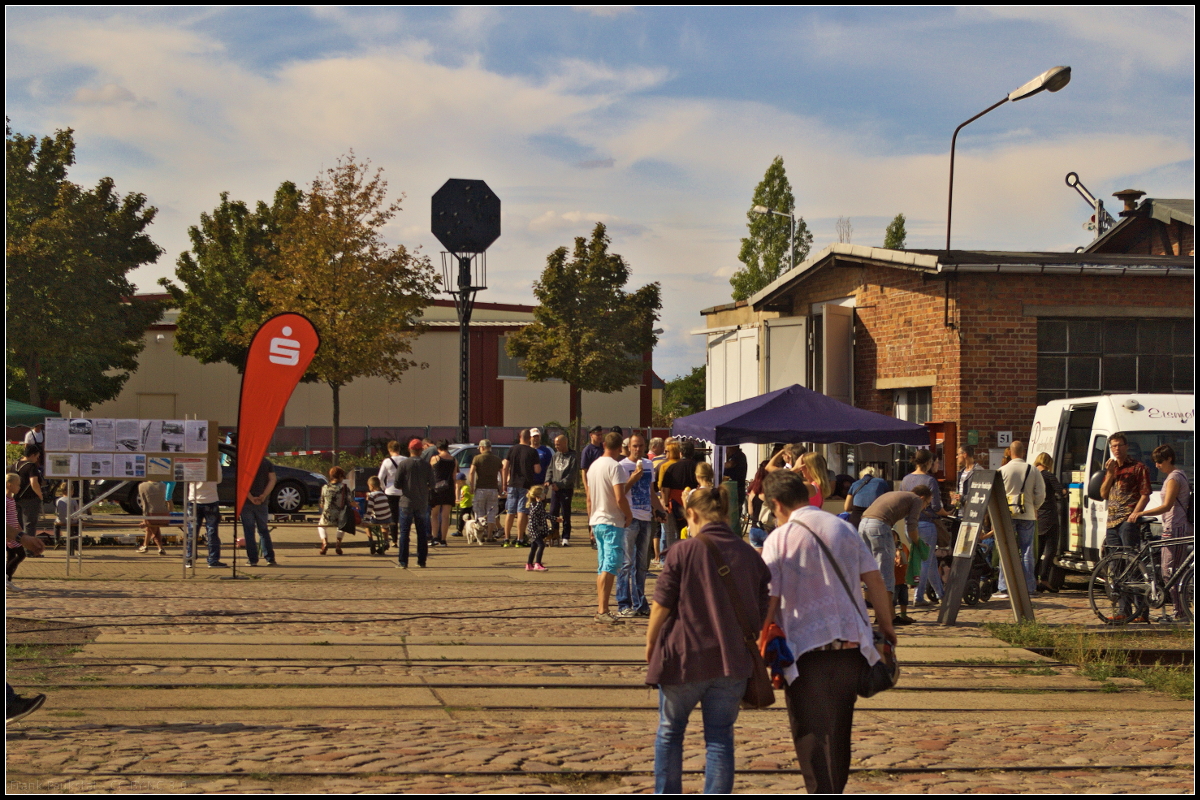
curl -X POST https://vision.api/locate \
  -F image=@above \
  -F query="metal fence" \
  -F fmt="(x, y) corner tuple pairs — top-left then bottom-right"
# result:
(262, 425), (673, 456)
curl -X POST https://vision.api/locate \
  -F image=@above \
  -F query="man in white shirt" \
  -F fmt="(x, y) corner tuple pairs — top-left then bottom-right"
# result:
(187, 480), (224, 568)
(586, 432), (632, 624)
(994, 440), (1045, 599)
(616, 434), (667, 618)
(377, 440), (407, 548)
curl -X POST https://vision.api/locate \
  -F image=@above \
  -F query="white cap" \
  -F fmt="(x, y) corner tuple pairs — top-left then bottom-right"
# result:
(530, 427), (541, 437)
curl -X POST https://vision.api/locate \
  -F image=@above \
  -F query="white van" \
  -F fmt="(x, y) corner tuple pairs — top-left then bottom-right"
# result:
(1029, 393), (1194, 582)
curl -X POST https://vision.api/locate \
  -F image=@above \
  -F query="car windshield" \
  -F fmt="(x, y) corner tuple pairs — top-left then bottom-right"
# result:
(1122, 431), (1194, 490)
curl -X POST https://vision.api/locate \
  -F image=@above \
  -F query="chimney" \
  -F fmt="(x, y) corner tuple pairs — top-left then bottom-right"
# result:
(1112, 189), (1146, 217)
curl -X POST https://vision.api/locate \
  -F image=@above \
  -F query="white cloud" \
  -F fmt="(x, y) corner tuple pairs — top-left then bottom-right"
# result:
(72, 83), (137, 105)
(573, 6), (636, 18)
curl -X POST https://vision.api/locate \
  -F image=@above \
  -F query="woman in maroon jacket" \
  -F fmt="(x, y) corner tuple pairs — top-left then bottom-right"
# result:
(645, 485), (770, 794)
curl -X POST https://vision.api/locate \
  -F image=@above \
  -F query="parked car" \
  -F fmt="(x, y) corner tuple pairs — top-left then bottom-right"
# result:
(448, 443), (512, 480)
(97, 444), (327, 515)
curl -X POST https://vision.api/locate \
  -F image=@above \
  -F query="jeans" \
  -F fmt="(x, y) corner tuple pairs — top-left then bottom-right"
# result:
(1104, 520), (1141, 551)
(396, 506), (430, 568)
(655, 675), (746, 794)
(188, 502), (221, 565)
(858, 518), (896, 594)
(16, 496), (41, 539)
(915, 521), (943, 601)
(616, 519), (653, 612)
(998, 519), (1036, 594)
(240, 502), (274, 564)
(549, 488), (573, 541)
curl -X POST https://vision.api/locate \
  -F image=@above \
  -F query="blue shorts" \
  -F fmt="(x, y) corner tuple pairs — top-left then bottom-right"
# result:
(593, 523), (626, 575)
(505, 487), (529, 515)
(748, 526), (769, 549)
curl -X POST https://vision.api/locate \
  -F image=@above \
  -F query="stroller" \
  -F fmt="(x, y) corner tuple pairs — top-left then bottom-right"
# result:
(961, 543), (999, 606)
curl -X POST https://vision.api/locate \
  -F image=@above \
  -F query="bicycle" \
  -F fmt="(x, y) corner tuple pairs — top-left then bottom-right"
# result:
(1088, 532), (1194, 625)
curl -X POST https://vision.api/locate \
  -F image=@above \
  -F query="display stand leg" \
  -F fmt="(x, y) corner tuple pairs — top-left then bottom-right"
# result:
(219, 509), (247, 581)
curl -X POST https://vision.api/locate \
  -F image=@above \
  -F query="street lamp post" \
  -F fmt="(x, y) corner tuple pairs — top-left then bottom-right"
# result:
(945, 66), (1071, 251)
(752, 204), (796, 273)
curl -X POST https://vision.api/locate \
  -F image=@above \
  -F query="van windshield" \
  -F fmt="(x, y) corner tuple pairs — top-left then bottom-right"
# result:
(1121, 431), (1194, 490)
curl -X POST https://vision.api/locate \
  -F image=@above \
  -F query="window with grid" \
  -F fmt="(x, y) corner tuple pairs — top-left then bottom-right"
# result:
(1036, 318), (1194, 406)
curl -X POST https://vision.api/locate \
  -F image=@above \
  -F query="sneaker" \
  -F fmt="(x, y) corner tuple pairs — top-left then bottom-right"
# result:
(264, 561), (276, 567)
(533, 564), (548, 571)
(992, 592), (1009, 600)
(525, 564), (534, 571)
(5, 579), (20, 592)
(616, 607), (638, 617)
(157, 548), (167, 556)
(594, 612), (623, 624)
(207, 562), (229, 568)
(247, 562), (259, 568)
(397, 563), (408, 569)
(635, 607), (651, 617)
(137, 545), (148, 553)
(6, 692), (46, 724)
(894, 615), (915, 626)
(335, 546), (343, 555)
(561, 540), (571, 547)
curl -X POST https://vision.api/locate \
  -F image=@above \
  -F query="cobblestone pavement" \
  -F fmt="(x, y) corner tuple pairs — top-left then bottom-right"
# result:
(6, 519), (1195, 794)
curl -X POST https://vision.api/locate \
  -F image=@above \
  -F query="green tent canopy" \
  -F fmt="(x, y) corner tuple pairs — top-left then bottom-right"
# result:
(5, 398), (61, 428)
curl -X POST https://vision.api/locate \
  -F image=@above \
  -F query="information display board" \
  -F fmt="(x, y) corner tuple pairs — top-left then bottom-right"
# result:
(42, 418), (219, 482)
(938, 469), (1034, 625)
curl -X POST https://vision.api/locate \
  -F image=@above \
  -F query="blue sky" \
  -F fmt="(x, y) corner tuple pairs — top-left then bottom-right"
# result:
(6, 6), (1195, 379)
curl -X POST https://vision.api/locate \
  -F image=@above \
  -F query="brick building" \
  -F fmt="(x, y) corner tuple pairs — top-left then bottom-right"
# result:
(698, 241), (1193, 476)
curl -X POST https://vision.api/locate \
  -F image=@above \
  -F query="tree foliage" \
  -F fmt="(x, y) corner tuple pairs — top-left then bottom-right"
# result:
(161, 183), (301, 369)
(5, 123), (165, 410)
(652, 365), (706, 426)
(730, 156), (813, 302)
(883, 213), (908, 250)
(245, 153), (437, 460)
(506, 223), (661, 431)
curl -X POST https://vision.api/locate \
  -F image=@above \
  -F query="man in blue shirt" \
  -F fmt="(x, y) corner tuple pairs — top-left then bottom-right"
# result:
(616, 434), (666, 617)
(531, 428), (554, 486)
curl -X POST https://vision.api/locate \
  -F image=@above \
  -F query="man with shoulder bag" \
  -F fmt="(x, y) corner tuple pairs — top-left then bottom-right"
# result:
(761, 470), (897, 795)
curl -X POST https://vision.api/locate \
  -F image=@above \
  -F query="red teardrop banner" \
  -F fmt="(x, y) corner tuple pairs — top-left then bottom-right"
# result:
(235, 313), (320, 516)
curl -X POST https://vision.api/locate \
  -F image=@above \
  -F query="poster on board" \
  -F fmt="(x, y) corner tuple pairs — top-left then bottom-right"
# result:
(184, 420), (209, 453)
(161, 421), (186, 453)
(45, 453), (78, 478)
(91, 418), (116, 452)
(68, 419), (94, 451)
(44, 419), (69, 452)
(80, 453), (113, 478)
(115, 420), (141, 452)
(147, 456), (173, 478)
(174, 457), (207, 482)
(114, 453), (147, 479)
(140, 420), (162, 452)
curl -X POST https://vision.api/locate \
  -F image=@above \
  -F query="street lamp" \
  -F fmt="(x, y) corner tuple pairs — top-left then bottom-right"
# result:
(751, 204), (797, 274)
(945, 66), (1071, 250)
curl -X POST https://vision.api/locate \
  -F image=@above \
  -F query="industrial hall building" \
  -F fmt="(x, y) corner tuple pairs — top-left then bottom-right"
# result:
(697, 192), (1193, 478)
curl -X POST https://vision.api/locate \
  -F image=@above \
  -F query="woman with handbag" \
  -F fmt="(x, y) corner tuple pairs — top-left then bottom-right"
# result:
(645, 485), (771, 795)
(317, 466), (350, 555)
(761, 470), (897, 794)
(428, 440), (457, 548)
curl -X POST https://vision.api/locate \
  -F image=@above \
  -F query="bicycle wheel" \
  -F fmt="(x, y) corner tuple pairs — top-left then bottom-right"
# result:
(1088, 552), (1148, 625)
(1178, 567), (1194, 624)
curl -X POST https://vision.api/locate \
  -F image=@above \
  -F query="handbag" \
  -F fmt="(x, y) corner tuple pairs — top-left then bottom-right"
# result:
(694, 533), (776, 709)
(337, 485), (358, 535)
(803, 523), (899, 698)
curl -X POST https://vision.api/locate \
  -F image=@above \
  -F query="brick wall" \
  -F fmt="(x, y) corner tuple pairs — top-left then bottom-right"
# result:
(772, 261), (1191, 456)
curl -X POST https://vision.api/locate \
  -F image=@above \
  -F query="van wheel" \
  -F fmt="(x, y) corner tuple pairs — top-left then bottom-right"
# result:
(119, 493), (143, 516)
(269, 481), (305, 514)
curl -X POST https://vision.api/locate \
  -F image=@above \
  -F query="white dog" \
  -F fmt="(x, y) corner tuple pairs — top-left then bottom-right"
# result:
(462, 514), (486, 546)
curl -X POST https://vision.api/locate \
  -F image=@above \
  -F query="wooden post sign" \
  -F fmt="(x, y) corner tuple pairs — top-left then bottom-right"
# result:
(938, 470), (1034, 625)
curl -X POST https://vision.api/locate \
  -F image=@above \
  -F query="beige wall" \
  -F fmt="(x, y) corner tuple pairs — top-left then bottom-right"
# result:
(62, 330), (242, 423)
(502, 379), (571, 427)
(581, 385), (642, 429)
(64, 319), (646, 430)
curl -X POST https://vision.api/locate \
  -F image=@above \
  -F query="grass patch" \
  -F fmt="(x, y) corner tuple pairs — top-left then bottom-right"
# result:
(6, 644), (52, 662)
(1009, 666), (1058, 676)
(985, 621), (1194, 701)
(75, 675), (103, 682)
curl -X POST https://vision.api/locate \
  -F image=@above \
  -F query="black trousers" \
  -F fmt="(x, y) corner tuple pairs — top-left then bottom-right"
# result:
(7, 545), (26, 580)
(550, 488), (573, 541)
(387, 495), (401, 543)
(784, 648), (863, 794)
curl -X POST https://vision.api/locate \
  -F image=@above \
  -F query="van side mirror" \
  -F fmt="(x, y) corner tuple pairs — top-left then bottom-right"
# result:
(1087, 471), (1105, 502)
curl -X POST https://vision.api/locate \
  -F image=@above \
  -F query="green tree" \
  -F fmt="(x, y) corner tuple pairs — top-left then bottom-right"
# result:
(161, 183), (301, 369)
(6, 124), (165, 410)
(506, 223), (661, 442)
(882, 213), (907, 250)
(653, 365), (706, 426)
(246, 153), (437, 463)
(730, 156), (813, 301)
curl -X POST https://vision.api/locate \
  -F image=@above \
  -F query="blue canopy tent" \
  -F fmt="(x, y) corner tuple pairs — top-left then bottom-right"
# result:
(671, 384), (929, 447)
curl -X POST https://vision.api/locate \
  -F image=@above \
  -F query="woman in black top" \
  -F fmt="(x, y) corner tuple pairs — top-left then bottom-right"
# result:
(1034, 453), (1065, 593)
(429, 440), (458, 547)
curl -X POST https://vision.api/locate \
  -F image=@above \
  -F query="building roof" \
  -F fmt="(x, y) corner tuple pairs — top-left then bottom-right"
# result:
(743, 243), (1194, 311)
(1083, 197), (1194, 253)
